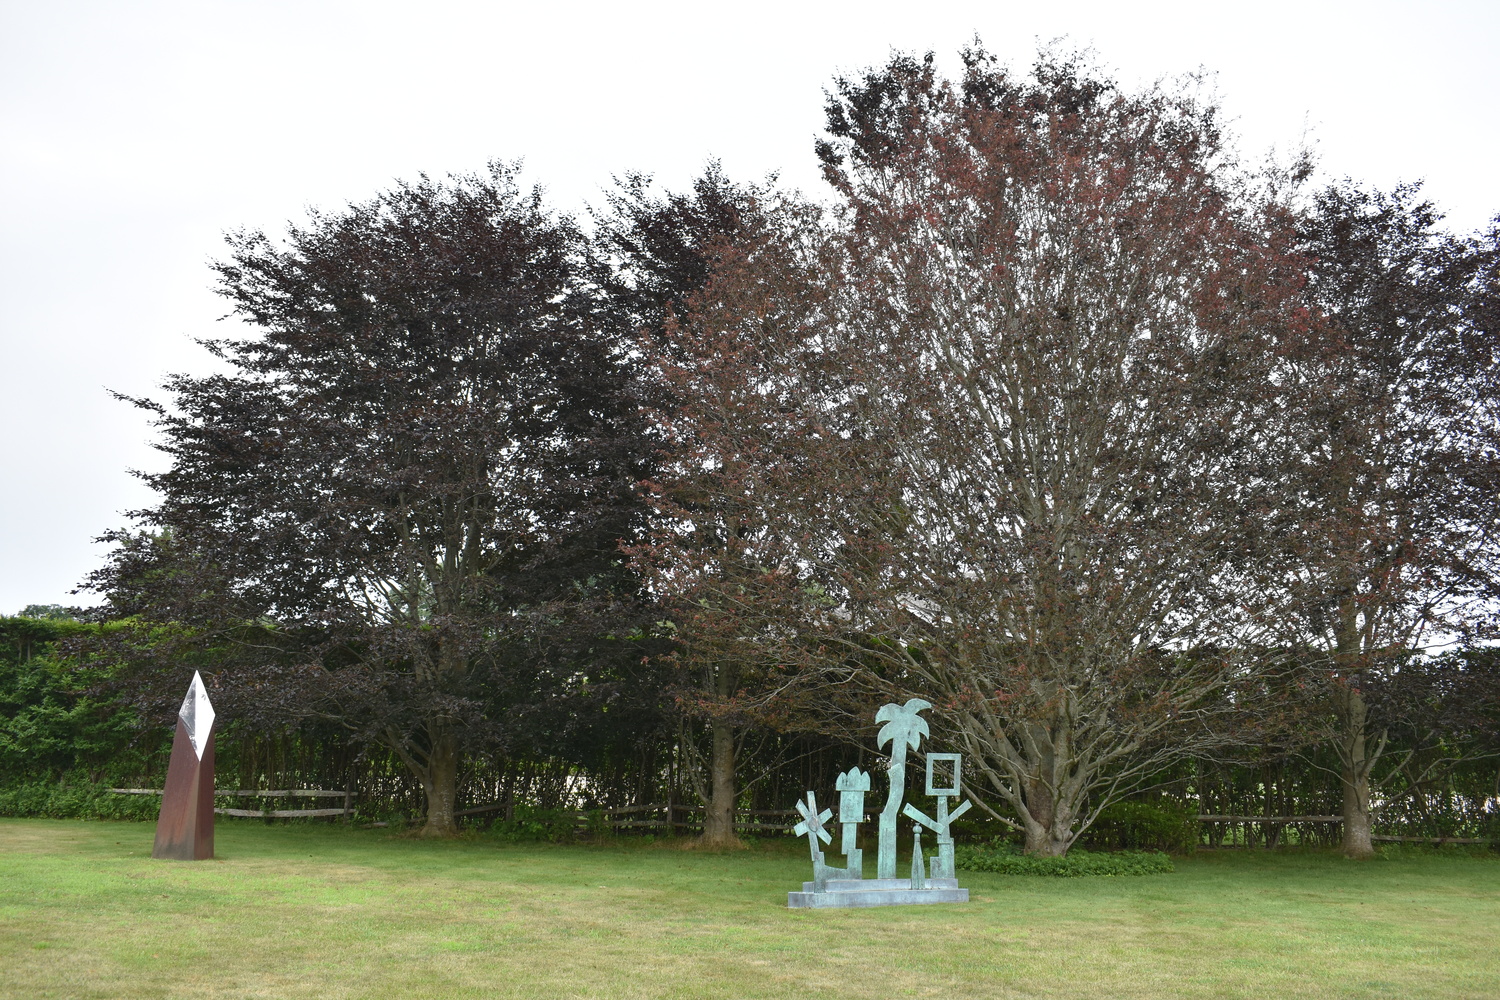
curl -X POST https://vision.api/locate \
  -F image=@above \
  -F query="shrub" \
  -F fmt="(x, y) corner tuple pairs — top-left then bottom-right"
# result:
(486, 805), (579, 843)
(0, 615), (163, 785)
(955, 840), (1174, 877)
(1083, 799), (1200, 853)
(0, 778), (159, 820)
(948, 812), (1019, 843)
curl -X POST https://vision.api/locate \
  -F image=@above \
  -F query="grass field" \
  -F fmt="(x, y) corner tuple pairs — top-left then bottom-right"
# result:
(1, 819), (1496, 999)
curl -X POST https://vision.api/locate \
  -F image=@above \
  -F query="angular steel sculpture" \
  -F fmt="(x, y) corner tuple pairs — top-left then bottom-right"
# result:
(152, 671), (216, 860)
(787, 700), (970, 908)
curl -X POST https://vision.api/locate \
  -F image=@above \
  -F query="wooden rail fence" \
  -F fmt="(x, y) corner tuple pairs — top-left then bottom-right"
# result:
(110, 788), (354, 821)
(444, 801), (802, 835)
(104, 792), (1492, 844)
(1194, 814), (1492, 845)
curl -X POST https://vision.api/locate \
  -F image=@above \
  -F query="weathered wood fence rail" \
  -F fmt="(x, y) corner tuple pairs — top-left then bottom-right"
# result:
(444, 800), (801, 835)
(614, 805), (800, 834)
(1196, 815), (1342, 823)
(357, 801), (802, 832)
(1194, 814), (1491, 845)
(110, 788), (354, 820)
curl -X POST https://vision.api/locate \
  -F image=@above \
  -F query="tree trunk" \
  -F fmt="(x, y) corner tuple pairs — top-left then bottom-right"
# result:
(1023, 828), (1072, 857)
(699, 719), (742, 847)
(1342, 768), (1374, 859)
(1339, 686), (1376, 859)
(1021, 776), (1073, 856)
(419, 727), (460, 838)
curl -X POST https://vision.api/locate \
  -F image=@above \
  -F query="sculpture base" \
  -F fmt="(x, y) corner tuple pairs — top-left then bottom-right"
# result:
(787, 877), (969, 908)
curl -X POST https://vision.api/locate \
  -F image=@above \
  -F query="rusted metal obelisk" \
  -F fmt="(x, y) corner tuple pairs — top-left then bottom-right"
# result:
(152, 671), (216, 860)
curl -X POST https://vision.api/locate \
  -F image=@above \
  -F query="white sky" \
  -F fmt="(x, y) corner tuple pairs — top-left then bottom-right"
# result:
(2, 0), (1496, 614)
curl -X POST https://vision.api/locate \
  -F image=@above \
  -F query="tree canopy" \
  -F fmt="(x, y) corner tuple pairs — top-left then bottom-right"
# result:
(92, 163), (658, 835)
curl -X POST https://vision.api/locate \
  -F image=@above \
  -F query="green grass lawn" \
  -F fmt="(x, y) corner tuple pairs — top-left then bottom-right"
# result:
(1, 819), (1496, 999)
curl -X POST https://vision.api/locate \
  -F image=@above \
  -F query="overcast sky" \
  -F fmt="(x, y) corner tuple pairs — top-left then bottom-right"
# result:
(2, 0), (1496, 614)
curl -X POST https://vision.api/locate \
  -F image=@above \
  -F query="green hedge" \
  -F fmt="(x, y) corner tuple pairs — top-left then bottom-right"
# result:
(486, 805), (582, 842)
(955, 841), (1174, 877)
(0, 779), (159, 820)
(1083, 798), (1200, 853)
(0, 615), (163, 785)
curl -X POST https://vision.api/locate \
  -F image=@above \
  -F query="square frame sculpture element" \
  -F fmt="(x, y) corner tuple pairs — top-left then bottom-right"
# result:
(152, 672), (216, 860)
(926, 753), (961, 797)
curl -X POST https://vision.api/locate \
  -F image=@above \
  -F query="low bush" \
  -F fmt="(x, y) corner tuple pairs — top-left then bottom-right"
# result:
(948, 812), (1019, 843)
(955, 840), (1173, 877)
(0, 616), (162, 786)
(486, 805), (579, 843)
(0, 778), (158, 820)
(1083, 798), (1200, 853)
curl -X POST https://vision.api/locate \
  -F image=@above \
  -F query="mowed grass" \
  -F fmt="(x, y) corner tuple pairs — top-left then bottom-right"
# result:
(1, 820), (1496, 1000)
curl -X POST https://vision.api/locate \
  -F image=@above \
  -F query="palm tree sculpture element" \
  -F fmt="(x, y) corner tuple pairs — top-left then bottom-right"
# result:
(875, 698), (931, 879)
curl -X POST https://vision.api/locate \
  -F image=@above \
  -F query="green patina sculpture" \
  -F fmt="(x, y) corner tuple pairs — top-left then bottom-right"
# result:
(910, 824), (926, 889)
(902, 752), (972, 880)
(793, 790), (831, 863)
(875, 698), (931, 879)
(835, 766), (870, 874)
(793, 790), (841, 891)
(786, 700), (973, 907)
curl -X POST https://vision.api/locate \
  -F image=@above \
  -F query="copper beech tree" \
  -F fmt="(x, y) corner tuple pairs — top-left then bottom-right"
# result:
(599, 167), (834, 847)
(1282, 183), (1500, 858)
(650, 50), (1314, 855)
(96, 164), (653, 837)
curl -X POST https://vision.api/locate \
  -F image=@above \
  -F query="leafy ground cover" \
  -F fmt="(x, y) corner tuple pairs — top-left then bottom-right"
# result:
(1, 819), (1496, 1000)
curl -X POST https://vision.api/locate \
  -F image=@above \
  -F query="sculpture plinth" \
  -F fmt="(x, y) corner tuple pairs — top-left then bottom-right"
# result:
(152, 672), (216, 861)
(787, 699), (970, 908)
(786, 876), (968, 908)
